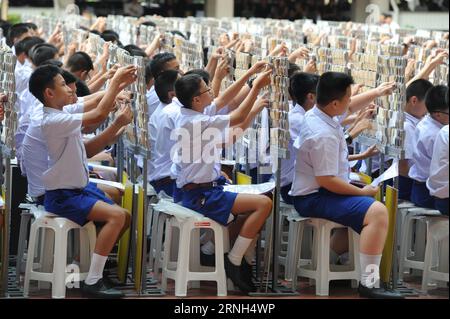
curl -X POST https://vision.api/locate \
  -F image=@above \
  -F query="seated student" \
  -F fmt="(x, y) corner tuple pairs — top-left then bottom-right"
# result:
(148, 70), (180, 197)
(29, 64), (136, 298)
(409, 85), (449, 208)
(290, 72), (403, 299)
(427, 125), (449, 215)
(399, 79), (434, 200)
(173, 68), (273, 294)
(14, 36), (45, 95)
(281, 72), (319, 204)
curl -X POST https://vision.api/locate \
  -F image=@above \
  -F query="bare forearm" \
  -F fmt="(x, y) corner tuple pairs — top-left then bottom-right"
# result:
(88, 73), (108, 93)
(84, 122), (121, 157)
(212, 75), (224, 98)
(82, 83), (120, 126)
(406, 61), (438, 87)
(83, 91), (106, 112)
(317, 176), (364, 196)
(349, 89), (379, 114)
(229, 87), (259, 126)
(216, 73), (251, 110)
(229, 85), (251, 111)
(205, 57), (219, 80)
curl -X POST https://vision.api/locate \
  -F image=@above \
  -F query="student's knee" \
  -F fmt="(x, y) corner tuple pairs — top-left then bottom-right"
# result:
(123, 210), (131, 229)
(259, 196), (273, 216)
(109, 209), (127, 228)
(367, 202), (389, 229)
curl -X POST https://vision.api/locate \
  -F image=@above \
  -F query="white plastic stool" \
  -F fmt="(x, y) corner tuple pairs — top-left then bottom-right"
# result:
(16, 204), (35, 283)
(278, 202), (297, 271)
(23, 210), (96, 299)
(421, 217), (449, 293)
(294, 218), (361, 296)
(152, 199), (230, 297)
(398, 208), (442, 281)
(285, 214), (310, 287)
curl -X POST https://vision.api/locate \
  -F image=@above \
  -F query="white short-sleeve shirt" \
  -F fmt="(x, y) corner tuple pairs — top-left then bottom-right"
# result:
(280, 104), (306, 187)
(404, 112), (421, 162)
(41, 107), (89, 190)
(290, 106), (350, 196)
(427, 125), (449, 199)
(146, 86), (161, 119)
(409, 115), (444, 182)
(174, 102), (231, 188)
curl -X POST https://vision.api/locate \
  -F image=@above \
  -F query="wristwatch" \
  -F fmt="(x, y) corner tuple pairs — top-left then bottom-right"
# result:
(344, 132), (353, 145)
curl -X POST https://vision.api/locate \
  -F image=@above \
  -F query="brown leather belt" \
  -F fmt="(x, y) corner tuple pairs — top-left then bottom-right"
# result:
(182, 181), (219, 192)
(152, 176), (175, 188)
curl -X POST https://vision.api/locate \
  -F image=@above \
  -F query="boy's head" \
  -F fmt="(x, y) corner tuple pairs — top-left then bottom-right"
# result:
(61, 69), (79, 104)
(289, 72), (320, 110)
(175, 74), (214, 112)
(6, 23), (31, 47)
(151, 52), (182, 79)
(426, 85), (449, 125)
(101, 30), (121, 45)
(316, 72), (354, 116)
(288, 62), (301, 78)
(185, 69), (211, 85)
(155, 70), (180, 104)
(14, 36), (45, 63)
(406, 79), (434, 118)
(66, 52), (94, 81)
(123, 44), (147, 58)
(29, 65), (74, 108)
(29, 43), (59, 67)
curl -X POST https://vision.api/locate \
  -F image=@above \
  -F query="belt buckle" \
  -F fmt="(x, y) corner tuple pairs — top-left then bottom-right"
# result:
(212, 181), (218, 188)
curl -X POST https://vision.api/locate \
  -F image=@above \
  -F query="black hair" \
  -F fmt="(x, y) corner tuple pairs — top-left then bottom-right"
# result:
(406, 79), (434, 102)
(24, 22), (38, 31)
(425, 85), (449, 113)
(89, 29), (101, 35)
(6, 23), (30, 47)
(145, 60), (154, 85)
(66, 51), (94, 73)
(175, 74), (203, 109)
(76, 80), (91, 97)
(29, 65), (62, 105)
(383, 13), (393, 19)
(289, 72), (320, 106)
(288, 62), (301, 78)
(141, 21), (157, 28)
(316, 72), (354, 107)
(0, 20), (12, 40)
(123, 44), (147, 57)
(61, 69), (78, 85)
(151, 52), (177, 78)
(14, 36), (45, 56)
(155, 70), (179, 104)
(29, 43), (59, 67)
(101, 30), (120, 43)
(40, 59), (64, 68)
(170, 30), (187, 40)
(185, 69), (210, 85)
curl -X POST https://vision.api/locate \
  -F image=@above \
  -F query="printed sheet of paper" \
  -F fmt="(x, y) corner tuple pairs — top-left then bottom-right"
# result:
(371, 161), (399, 187)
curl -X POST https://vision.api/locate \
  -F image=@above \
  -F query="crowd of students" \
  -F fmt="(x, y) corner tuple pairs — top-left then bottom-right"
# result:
(0, 17), (448, 299)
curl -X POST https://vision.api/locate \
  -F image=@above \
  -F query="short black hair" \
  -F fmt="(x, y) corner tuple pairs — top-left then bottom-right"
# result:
(29, 65), (62, 105)
(141, 21), (156, 28)
(145, 60), (154, 85)
(89, 29), (101, 35)
(29, 43), (59, 67)
(288, 62), (301, 78)
(40, 59), (64, 68)
(170, 30), (187, 40)
(425, 85), (449, 113)
(76, 80), (91, 97)
(151, 52), (177, 79)
(14, 36), (45, 56)
(0, 19), (12, 40)
(406, 79), (434, 102)
(175, 74), (203, 109)
(101, 30), (120, 43)
(123, 44), (147, 57)
(66, 52), (94, 73)
(289, 72), (320, 106)
(6, 23), (30, 47)
(185, 69), (210, 85)
(155, 70), (179, 104)
(316, 72), (354, 107)
(61, 69), (78, 86)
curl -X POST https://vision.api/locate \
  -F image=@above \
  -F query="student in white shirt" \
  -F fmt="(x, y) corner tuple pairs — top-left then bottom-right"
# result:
(410, 85), (449, 208)
(427, 125), (449, 215)
(280, 72), (319, 204)
(28, 64), (137, 298)
(14, 37), (44, 95)
(290, 72), (402, 299)
(173, 66), (273, 294)
(399, 79), (434, 200)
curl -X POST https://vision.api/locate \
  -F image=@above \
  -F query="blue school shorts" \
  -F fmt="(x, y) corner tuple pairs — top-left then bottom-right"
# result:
(292, 188), (376, 234)
(44, 182), (115, 226)
(434, 197), (449, 216)
(281, 183), (294, 205)
(150, 179), (177, 198)
(399, 175), (413, 201)
(182, 176), (238, 226)
(411, 181), (435, 209)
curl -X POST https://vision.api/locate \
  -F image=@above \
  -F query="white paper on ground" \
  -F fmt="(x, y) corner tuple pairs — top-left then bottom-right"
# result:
(370, 161), (399, 187)
(223, 182), (275, 195)
(89, 178), (125, 191)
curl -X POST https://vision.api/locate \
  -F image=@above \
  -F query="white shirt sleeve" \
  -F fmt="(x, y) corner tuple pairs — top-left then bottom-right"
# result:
(43, 113), (83, 138)
(309, 135), (341, 177)
(63, 101), (85, 114)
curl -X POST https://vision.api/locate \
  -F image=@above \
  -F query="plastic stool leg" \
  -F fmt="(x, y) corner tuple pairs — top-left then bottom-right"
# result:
(52, 227), (69, 299)
(16, 213), (32, 282)
(23, 223), (39, 297)
(174, 223), (190, 297)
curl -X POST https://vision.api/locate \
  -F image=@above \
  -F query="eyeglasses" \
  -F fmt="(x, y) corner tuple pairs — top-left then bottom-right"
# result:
(433, 111), (449, 116)
(196, 87), (212, 97)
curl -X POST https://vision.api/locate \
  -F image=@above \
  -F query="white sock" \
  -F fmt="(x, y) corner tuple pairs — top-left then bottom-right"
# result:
(85, 253), (108, 285)
(330, 249), (339, 265)
(228, 236), (253, 266)
(244, 236), (259, 265)
(360, 253), (382, 289)
(201, 241), (215, 255)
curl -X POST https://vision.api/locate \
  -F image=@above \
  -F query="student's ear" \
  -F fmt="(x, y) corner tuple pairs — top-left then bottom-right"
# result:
(168, 90), (176, 100)
(44, 87), (54, 101)
(411, 96), (418, 104)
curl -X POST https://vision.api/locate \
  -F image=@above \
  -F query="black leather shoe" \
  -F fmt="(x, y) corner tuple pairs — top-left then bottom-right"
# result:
(358, 284), (404, 299)
(103, 272), (126, 289)
(82, 279), (125, 299)
(105, 259), (118, 270)
(224, 254), (253, 294)
(241, 259), (256, 292)
(200, 252), (216, 267)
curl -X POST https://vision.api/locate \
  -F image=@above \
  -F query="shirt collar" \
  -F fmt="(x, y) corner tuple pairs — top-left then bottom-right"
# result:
(405, 112), (421, 126)
(293, 104), (306, 115)
(426, 114), (445, 130)
(43, 106), (64, 114)
(312, 105), (340, 129)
